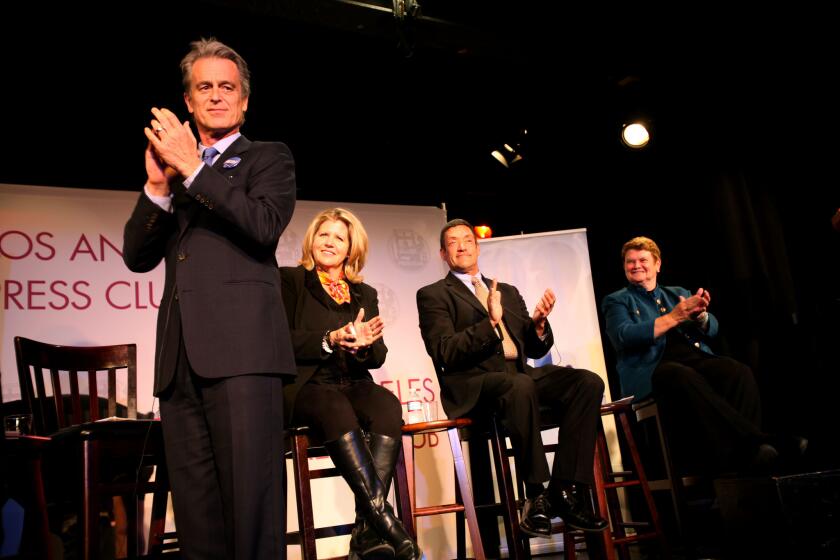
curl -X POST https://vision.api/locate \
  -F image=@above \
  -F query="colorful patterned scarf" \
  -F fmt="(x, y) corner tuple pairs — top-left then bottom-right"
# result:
(316, 269), (351, 305)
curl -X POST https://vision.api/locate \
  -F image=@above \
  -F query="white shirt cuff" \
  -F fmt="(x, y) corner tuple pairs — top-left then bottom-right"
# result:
(144, 186), (173, 213)
(182, 162), (206, 189)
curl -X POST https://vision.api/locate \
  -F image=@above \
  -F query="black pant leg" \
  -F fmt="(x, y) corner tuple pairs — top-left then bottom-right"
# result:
(201, 373), (286, 560)
(479, 371), (551, 484)
(158, 339), (229, 560)
(652, 357), (763, 474)
(533, 366), (604, 486)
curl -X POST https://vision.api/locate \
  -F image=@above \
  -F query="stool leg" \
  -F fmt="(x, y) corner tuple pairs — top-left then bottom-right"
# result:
(618, 411), (670, 559)
(454, 471), (466, 559)
(82, 439), (100, 560)
(590, 442), (617, 560)
(448, 428), (486, 560)
(148, 464), (169, 557)
(293, 434), (318, 560)
(598, 425), (628, 560)
(563, 526), (577, 560)
(490, 417), (527, 559)
(395, 433), (417, 540)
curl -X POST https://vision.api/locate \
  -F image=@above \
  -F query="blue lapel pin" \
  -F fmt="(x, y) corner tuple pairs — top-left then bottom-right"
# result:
(222, 157), (242, 169)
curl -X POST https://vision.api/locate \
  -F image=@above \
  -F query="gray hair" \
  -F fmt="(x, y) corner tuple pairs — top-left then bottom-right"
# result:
(180, 37), (251, 98)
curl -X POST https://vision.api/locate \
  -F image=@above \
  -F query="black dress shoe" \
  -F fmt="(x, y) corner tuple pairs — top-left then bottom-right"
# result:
(520, 492), (552, 538)
(769, 434), (808, 459)
(550, 487), (609, 533)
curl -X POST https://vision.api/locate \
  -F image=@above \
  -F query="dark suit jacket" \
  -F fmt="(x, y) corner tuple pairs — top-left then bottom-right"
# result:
(123, 136), (297, 394)
(417, 272), (553, 418)
(602, 284), (719, 400)
(280, 266), (387, 422)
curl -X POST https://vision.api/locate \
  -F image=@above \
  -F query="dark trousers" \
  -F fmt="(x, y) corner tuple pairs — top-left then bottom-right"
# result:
(291, 379), (403, 443)
(477, 364), (604, 488)
(652, 352), (762, 474)
(159, 334), (286, 560)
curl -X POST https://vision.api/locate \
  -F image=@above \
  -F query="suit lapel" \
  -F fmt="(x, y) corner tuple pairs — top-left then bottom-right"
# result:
(212, 135), (251, 171)
(445, 272), (486, 316)
(304, 268), (338, 311)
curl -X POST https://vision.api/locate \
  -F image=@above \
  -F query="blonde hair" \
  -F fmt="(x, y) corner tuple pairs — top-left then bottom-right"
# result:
(621, 236), (661, 263)
(299, 208), (369, 283)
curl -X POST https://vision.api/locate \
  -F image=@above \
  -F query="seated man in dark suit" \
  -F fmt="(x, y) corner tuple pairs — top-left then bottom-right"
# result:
(416, 219), (608, 537)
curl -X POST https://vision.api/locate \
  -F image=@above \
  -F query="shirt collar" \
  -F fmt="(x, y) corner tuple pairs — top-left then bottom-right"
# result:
(628, 282), (661, 299)
(452, 269), (483, 294)
(199, 132), (241, 162)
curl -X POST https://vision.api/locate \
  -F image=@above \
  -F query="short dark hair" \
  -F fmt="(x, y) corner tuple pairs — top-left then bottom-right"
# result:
(439, 219), (475, 249)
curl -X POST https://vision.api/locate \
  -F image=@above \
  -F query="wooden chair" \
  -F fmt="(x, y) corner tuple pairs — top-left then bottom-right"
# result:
(14, 336), (172, 560)
(286, 425), (357, 560)
(394, 417), (486, 559)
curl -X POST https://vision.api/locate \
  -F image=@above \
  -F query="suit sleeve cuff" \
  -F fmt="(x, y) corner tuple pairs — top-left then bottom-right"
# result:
(143, 186), (173, 213)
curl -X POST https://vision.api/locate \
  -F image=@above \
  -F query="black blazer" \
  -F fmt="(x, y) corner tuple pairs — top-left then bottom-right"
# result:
(280, 266), (387, 422)
(416, 272), (553, 418)
(123, 136), (298, 394)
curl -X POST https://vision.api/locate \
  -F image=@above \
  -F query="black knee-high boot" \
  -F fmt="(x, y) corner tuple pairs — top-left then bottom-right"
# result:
(326, 430), (423, 560)
(350, 433), (401, 558)
(350, 434), (400, 560)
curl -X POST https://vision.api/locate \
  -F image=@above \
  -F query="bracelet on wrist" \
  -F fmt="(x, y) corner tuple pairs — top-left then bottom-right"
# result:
(321, 329), (335, 354)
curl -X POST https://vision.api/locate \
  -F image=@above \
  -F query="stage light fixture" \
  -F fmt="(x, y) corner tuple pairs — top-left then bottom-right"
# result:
(621, 121), (650, 149)
(491, 129), (527, 168)
(474, 225), (493, 239)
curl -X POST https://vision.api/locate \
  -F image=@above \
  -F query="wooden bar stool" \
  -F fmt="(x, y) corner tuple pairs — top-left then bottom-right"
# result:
(511, 397), (668, 560)
(393, 418), (486, 560)
(287, 426), (356, 560)
(529, 397), (669, 559)
(592, 397), (669, 560)
(454, 414), (547, 559)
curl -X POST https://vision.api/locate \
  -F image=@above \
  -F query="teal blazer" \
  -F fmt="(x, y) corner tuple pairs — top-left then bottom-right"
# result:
(602, 284), (719, 400)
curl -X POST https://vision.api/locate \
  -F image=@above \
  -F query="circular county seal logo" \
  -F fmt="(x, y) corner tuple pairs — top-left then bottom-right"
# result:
(276, 230), (301, 266)
(369, 283), (399, 325)
(388, 229), (429, 270)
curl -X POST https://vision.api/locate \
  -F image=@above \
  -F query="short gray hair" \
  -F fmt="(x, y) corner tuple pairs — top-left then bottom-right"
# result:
(180, 37), (251, 98)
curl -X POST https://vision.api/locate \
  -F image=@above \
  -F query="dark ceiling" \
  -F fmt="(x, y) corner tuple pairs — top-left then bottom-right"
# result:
(2, 2), (836, 238)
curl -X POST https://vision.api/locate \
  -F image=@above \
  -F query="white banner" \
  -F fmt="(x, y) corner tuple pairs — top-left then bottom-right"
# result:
(480, 229), (610, 378)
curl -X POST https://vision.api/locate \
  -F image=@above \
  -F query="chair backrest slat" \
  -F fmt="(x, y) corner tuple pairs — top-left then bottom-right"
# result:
(49, 368), (65, 429)
(68, 369), (83, 426)
(127, 345), (137, 419)
(108, 368), (117, 418)
(89, 370), (100, 422)
(14, 337), (139, 435)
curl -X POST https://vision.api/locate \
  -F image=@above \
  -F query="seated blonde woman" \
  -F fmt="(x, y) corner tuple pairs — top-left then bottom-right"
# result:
(281, 208), (422, 560)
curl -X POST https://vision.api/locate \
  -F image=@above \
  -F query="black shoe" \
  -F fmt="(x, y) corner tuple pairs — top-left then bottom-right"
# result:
(768, 434), (808, 459)
(750, 443), (780, 469)
(349, 518), (395, 559)
(550, 487), (608, 533)
(519, 492), (552, 538)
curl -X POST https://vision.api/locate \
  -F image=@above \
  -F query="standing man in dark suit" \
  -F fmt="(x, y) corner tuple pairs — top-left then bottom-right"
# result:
(123, 38), (296, 560)
(416, 219), (607, 538)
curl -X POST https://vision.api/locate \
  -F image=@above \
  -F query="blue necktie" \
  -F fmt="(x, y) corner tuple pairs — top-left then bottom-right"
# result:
(202, 147), (219, 166)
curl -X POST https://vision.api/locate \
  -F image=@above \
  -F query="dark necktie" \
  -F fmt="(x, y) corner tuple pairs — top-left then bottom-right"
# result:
(202, 147), (219, 166)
